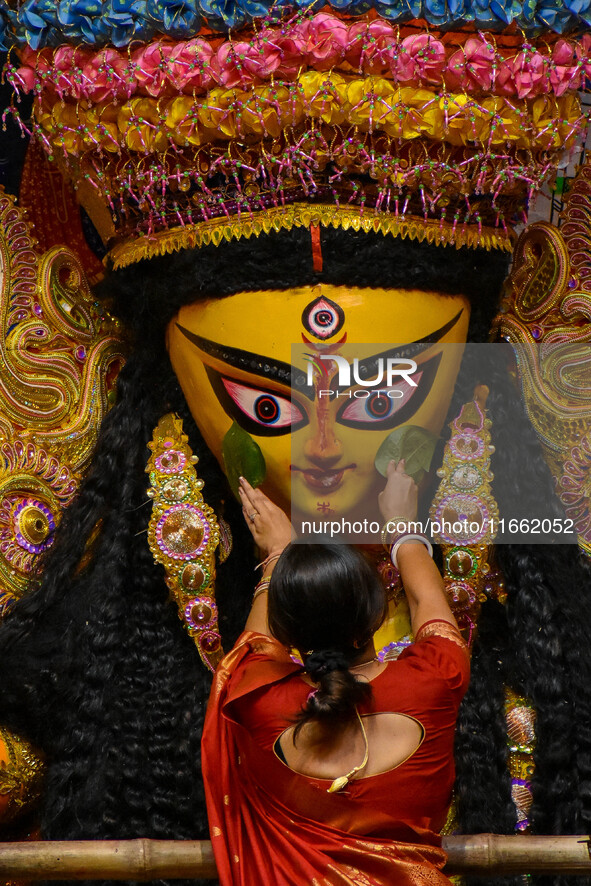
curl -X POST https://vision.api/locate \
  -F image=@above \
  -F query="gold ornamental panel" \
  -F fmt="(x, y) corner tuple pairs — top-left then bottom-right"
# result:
(0, 190), (127, 606)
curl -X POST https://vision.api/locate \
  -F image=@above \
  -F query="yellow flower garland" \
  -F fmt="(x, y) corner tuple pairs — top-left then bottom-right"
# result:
(39, 75), (585, 156)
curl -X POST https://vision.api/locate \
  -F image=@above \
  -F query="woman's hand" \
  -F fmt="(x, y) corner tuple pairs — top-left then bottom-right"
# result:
(378, 459), (418, 524)
(238, 477), (293, 557)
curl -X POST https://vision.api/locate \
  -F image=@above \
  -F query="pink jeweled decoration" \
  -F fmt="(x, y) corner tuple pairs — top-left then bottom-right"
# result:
(155, 449), (187, 474)
(155, 503), (209, 560)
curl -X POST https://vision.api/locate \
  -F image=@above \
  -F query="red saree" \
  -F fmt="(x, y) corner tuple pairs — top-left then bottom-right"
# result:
(202, 622), (470, 886)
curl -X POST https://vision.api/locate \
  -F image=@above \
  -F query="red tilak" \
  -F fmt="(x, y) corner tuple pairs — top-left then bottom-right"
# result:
(310, 223), (323, 273)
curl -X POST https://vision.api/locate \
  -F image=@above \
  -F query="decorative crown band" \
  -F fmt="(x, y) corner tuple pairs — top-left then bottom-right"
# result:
(4, 2), (590, 264)
(108, 202), (515, 269)
(3, 0), (591, 46)
(9, 27), (591, 101)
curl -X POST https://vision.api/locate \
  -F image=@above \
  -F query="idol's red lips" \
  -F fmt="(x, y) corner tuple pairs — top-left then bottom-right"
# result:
(290, 464), (356, 491)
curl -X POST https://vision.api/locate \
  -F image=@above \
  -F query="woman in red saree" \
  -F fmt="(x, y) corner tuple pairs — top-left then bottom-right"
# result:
(202, 461), (470, 886)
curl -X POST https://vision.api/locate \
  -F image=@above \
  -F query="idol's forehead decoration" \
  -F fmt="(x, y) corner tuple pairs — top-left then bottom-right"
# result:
(302, 294), (346, 342)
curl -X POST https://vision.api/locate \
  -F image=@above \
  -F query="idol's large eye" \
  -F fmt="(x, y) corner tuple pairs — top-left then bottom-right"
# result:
(336, 353), (441, 430)
(206, 368), (308, 436)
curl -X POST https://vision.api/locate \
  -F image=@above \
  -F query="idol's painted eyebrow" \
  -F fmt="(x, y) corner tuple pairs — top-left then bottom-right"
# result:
(176, 324), (310, 394)
(176, 308), (463, 400)
(352, 309), (463, 387)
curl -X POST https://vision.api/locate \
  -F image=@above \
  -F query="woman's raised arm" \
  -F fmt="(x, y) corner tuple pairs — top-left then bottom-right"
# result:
(378, 460), (458, 637)
(238, 477), (293, 635)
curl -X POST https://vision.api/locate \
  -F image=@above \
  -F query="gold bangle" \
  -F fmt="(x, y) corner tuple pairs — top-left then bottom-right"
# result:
(255, 551), (282, 571)
(381, 518), (412, 551)
(253, 577), (271, 598)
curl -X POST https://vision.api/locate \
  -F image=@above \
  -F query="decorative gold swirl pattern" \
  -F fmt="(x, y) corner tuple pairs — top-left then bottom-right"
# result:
(0, 189), (127, 607)
(561, 160), (591, 295)
(0, 726), (45, 825)
(492, 161), (591, 550)
(0, 190), (127, 828)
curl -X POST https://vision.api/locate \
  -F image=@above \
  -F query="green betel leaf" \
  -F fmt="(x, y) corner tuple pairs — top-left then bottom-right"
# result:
(222, 421), (267, 497)
(374, 425), (439, 484)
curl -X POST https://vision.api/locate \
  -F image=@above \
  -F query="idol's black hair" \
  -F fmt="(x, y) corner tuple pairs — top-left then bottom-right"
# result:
(0, 227), (588, 886)
(446, 343), (591, 886)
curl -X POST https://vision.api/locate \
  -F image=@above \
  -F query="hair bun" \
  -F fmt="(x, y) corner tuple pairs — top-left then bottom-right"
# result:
(304, 649), (350, 680)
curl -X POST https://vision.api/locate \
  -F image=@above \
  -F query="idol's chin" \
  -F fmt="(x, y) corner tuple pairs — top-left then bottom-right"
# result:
(288, 474), (383, 529)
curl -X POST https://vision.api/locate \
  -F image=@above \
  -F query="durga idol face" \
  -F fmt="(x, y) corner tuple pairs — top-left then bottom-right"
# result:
(166, 285), (470, 522)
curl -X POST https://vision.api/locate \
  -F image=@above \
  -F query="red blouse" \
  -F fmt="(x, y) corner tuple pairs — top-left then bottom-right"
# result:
(202, 620), (470, 886)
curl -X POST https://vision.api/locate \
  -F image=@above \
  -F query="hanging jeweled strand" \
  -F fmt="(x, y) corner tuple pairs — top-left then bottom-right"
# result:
(430, 390), (500, 646)
(146, 413), (224, 673)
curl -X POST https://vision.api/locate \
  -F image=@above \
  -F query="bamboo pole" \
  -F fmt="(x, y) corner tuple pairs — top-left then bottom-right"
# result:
(444, 835), (591, 875)
(0, 840), (217, 880)
(0, 835), (589, 879)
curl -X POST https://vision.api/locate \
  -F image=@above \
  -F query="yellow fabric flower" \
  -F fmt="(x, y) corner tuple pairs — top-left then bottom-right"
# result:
(165, 96), (202, 146)
(404, 87), (443, 140)
(118, 98), (168, 152)
(50, 102), (85, 154)
(441, 94), (487, 146)
(85, 102), (120, 153)
(239, 86), (302, 137)
(532, 94), (582, 149)
(481, 96), (525, 145)
(556, 93), (583, 148)
(370, 85), (439, 139)
(347, 77), (397, 131)
(298, 72), (348, 125)
(197, 88), (237, 139)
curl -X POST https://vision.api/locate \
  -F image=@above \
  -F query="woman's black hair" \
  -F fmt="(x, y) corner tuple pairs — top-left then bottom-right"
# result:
(0, 226), (587, 886)
(268, 543), (386, 735)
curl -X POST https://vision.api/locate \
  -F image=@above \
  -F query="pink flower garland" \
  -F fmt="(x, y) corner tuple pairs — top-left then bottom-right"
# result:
(9, 16), (591, 103)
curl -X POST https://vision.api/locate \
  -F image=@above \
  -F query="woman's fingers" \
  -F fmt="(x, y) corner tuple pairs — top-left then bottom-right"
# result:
(238, 477), (256, 508)
(387, 458), (408, 476)
(239, 477), (274, 513)
(238, 481), (275, 534)
(238, 488), (258, 525)
(239, 480), (293, 554)
(238, 483), (263, 521)
(379, 457), (418, 522)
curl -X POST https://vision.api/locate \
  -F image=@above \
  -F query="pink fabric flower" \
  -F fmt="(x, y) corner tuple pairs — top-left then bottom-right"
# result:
(82, 48), (135, 102)
(395, 34), (446, 86)
(578, 34), (591, 80)
(239, 35), (283, 80)
(13, 46), (51, 95)
(272, 32), (307, 79)
(297, 13), (348, 71)
(132, 42), (174, 98)
(12, 63), (38, 95)
(496, 47), (549, 99)
(168, 38), (215, 93)
(445, 36), (496, 92)
(12, 64), (37, 94)
(550, 40), (583, 97)
(345, 20), (396, 74)
(52, 46), (90, 100)
(213, 42), (257, 87)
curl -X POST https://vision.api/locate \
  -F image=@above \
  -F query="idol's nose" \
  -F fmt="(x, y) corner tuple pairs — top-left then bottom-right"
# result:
(303, 422), (343, 464)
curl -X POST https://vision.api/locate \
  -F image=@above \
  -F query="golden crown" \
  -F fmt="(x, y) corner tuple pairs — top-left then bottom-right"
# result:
(3, 1), (591, 267)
